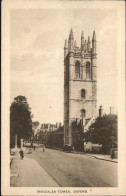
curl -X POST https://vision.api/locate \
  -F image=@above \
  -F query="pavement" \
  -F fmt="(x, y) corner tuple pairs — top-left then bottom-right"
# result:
(10, 150), (20, 186)
(10, 148), (58, 187)
(47, 146), (118, 163)
(85, 153), (118, 163)
(18, 156), (58, 187)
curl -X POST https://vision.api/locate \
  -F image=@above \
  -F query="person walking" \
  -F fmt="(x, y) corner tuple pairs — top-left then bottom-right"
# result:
(43, 145), (45, 152)
(19, 149), (24, 160)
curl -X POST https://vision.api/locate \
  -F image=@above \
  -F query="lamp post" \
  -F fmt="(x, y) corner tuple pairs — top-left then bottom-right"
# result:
(15, 134), (17, 149)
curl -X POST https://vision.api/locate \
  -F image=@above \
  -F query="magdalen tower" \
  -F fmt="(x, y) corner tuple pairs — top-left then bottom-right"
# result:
(64, 29), (97, 145)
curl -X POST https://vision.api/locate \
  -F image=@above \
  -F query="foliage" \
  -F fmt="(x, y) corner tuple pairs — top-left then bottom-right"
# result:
(71, 121), (83, 133)
(84, 114), (118, 149)
(47, 126), (64, 147)
(73, 141), (84, 151)
(10, 95), (33, 148)
(32, 121), (40, 127)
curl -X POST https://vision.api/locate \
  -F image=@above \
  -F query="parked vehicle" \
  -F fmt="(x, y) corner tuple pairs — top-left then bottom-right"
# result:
(63, 145), (73, 153)
(110, 148), (118, 159)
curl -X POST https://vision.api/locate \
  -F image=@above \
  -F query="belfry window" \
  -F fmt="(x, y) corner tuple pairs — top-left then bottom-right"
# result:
(81, 89), (86, 99)
(81, 109), (86, 118)
(75, 61), (80, 78)
(86, 62), (90, 78)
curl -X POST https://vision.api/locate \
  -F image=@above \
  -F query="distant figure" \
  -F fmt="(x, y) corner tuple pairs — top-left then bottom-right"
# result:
(110, 146), (115, 159)
(43, 145), (45, 152)
(19, 149), (24, 160)
(72, 145), (75, 151)
(111, 150), (114, 159)
(29, 148), (32, 154)
(34, 146), (35, 151)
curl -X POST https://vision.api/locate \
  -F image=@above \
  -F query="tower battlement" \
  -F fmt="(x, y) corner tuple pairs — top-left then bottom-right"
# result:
(64, 28), (96, 58)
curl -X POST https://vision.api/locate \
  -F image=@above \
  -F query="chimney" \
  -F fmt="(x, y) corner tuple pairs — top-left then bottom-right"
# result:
(110, 107), (114, 114)
(99, 106), (103, 117)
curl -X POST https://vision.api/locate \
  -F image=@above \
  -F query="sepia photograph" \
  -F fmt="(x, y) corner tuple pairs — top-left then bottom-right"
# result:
(1, 0), (126, 195)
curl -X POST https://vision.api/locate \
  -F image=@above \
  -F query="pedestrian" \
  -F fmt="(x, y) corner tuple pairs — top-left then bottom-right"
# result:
(72, 145), (75, 152)
(43, 145), (45, 152)
(34, 146), (35, 151)
(111, 150), (114, 159)
(19, 149), (24, 160)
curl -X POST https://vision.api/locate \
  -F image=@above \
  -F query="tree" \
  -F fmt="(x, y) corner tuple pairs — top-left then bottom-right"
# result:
(10, 95), (33, 148)
(84, 114), (118, 152)
(71, 121), (84, 151)
(32, 121), (40, 127)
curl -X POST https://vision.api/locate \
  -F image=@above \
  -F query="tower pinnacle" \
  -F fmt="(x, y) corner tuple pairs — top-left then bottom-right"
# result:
(81, 31), (84, 38)
(64, 39), (67, 48)
(84, 39), (87, 50)
(87, 36), (91, 50)
(92, 30), (96, 41)
(68, 28), (74, 52)
(81, 31), (84, 51)
(74, 40), (77, 47)
(92, 30), (96, 55)
(69, 28), (74, 39)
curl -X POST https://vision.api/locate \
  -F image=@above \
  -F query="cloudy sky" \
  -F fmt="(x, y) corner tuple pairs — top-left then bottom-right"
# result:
(10, 8), (117, 124)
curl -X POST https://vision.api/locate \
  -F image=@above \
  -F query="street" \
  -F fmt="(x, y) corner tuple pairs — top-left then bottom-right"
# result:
(18, 147), (118, 187)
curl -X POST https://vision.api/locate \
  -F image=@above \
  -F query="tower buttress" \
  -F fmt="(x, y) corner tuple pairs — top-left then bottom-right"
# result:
(92, 30), (97, 81)
(81, 31), (84, 51)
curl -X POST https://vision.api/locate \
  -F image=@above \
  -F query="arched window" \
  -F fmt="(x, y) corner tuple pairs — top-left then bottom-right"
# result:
(81, 109), (86, 118)
(86, 62), (90, 78)
(75, 61), (80, 78)
(81, 89), (86, 99)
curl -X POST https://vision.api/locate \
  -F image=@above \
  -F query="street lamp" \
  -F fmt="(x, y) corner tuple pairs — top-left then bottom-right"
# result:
(15, 134), (17, 149)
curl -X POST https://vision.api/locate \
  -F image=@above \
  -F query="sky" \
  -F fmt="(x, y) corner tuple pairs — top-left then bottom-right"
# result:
(10, 8), (117, 124)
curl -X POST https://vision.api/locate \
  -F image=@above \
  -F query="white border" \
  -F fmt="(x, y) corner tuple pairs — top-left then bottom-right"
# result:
(2, 0), (126, 195)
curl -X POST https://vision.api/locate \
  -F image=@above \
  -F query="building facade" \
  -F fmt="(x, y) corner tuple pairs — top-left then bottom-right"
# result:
(64, 29), (97, 146)
(37, 122), (62, 144)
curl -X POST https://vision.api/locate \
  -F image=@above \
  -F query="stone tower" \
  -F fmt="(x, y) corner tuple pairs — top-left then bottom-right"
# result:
(64, 29), (97, 146)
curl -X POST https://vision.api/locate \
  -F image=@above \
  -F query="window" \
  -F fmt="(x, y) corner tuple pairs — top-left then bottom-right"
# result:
(75, 61), (80, 78)
(86, 62), (90, 78)
(81, 109), (86, 118)
(81, 89), (86, 99)
(67, 128), (68, 136)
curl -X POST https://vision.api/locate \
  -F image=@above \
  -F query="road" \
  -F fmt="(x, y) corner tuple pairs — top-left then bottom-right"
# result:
(23, 147), (117, 187)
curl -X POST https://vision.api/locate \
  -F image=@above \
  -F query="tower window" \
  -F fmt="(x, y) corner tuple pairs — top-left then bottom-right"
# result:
(81, 89), (86, 99)
(75, 61), (80, 78)
(81, 109), (86, 118)
(67, 128), (68, 136)
(86, 62), (90, 78)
